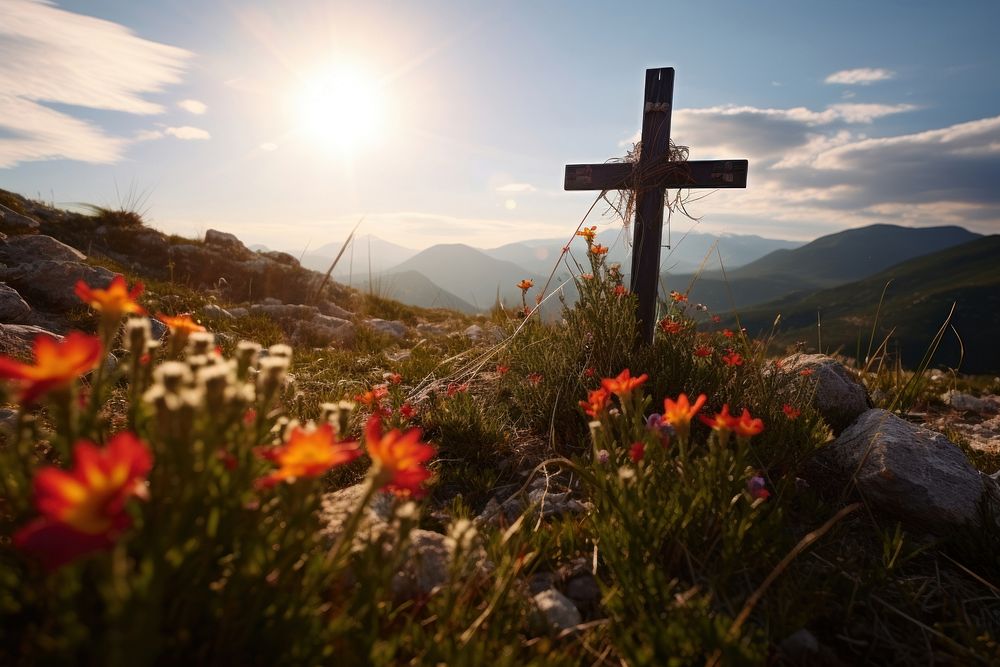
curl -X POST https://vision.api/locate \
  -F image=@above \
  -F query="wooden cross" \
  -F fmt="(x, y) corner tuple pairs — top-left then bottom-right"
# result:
(565, 67), (749, 344)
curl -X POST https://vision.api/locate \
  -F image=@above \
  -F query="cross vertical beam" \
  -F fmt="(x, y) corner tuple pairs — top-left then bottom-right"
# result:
(631, 68), (675, 345)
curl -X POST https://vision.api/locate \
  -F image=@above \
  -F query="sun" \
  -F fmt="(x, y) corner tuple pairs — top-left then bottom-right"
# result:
(293, 63), (385, 153)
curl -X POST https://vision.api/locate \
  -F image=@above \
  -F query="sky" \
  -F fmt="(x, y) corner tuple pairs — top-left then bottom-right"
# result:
(1, 0), (999, 253)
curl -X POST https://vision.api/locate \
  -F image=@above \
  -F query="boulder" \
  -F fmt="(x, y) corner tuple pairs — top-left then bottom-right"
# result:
(0, 261), (115, 310)
(260, 250), (299, 267)
(0, 234), (85, 264)
(200, 304), (234, 321)
(204, 229), (248, 252)
(823, 409), (983, 532)
(294, 318), (355, 346)
(249, 303), (319, 320)
(0, 283), (31, 323)
(780, 353), (870, 434)
(533, 589), (582, 632)
(416, 322), (450, 337)
(364, 318), (408, 340)
(464, 324), (483, 340)
(318, 300), (354, 320)
(0, 206), (40, 232)
(941, 390), (999, 413)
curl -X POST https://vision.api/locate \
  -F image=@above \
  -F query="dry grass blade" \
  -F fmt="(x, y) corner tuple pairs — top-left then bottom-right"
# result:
(311, 216), (363, 303)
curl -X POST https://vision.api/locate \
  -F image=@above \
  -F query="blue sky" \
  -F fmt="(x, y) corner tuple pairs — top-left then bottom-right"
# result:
(1, 0), (998, 252)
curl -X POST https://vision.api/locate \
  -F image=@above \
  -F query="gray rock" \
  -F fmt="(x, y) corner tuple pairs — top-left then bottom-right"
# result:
(825, 409), (983, 532)
(200, 304), (234, 320)
(260, 250), (299, 267)
(318, 300), (354, 320)
(149, 318), (168, 341)
(0, 283), (31, 323)
(250, 303), (319, 320)
(365, 318), (408, 340)
(0, 234), (85, 264)
(294, 318), (355, 346)
(780, 353), (870, 434)
(464, 324), (483, 340)
(391, 530), (451, 599)
(227, 307), (248, 318)
(416, 322), (450, 337)
(204, 229), (247, 252)
(0, 206), (40, 231)
(0, 323), (60, 347)
(533, 589), (581, 631)
(0, 260), (115, 310)
(565, 573), (601, 609)
(260, 297), (283, 306)
(0, 408), (18, 429)
(941, 390), (998, 413)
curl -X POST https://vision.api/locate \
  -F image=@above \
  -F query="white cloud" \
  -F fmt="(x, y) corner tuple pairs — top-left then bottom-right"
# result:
(825, 68), (895, 85)
(0, 0), (192, 167)
(496, 182), (537, 192)
(178, 99), (207, 115)
(165, 126), (210, 140)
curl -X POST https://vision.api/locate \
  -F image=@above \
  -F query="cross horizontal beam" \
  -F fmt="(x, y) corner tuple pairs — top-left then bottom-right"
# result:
(564, 159), (749, 191)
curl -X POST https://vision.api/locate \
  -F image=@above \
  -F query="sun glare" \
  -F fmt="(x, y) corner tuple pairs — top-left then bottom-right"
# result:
(293, 64), (386, 153)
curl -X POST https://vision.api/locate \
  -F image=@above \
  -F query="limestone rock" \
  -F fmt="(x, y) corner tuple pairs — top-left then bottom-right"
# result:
(260, 250), (299, 267)
(391, 530), (452, 599)
(364, 318), (407, 340)
(249, 303), (319, 320)
(533, 589), (581, 632)
(200, 304), (234, 320)
(294, 317), (355, 346)
(318, 300), (354, 320)
(825, 409), (983, 532)
(941, 390), (999, 413)
(0, 261), (115, 310)
(416, 322), (450, 337)
(204, 229), (247, 252)
(0, 206), (40, 231)
(0, 283), (31, 323)
(0, 234), (85, 264)
(463, 324), (483, 340)
(780, 353), (870, 434)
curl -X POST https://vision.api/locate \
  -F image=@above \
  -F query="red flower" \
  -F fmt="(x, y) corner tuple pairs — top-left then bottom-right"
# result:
(601, 368), (648, 399)
(722, 329), (734, 339)
(579, 387), (611, 418)
(256, 423), (360, 489)
(782, 404), (801, 420)
(693, 345), (713, 358)
(583, 366), (596, 378)
(590, 244), (609, 256)
(721, 350), (743, 367)
(669, 290), (688, 303)
(711, 315), (722, 323)
(576, 226), (597, 243)
(365, 416), (435, 497)
(629, 442), (645, 463)
(14, 433), (153, 570)
(355, 384), (389, 407)
(799, 368), (814, 377)
(75, 275), (145, 317)
(699, 405), (738, 433)
(0, 332), (102, 404)
(614, 285), (627, 297)
(659, 318), (683, 334)
(496, 364), (510, 376)
(517, 279), (534, 292)
(733, 408), (764, 438)
(387, 372), (402, 385)
(526, 372), (543, 386)
(662, 393), (707, 439)
(399, 402), (416, 420)
(446, 382), (468, 398)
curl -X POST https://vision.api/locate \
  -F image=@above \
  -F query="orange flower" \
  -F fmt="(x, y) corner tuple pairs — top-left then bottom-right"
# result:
(387, 372), (403, 385)
(256, 423), (360, 489)
(782, 404), (801, 420)
(355, 384), (389, 407)
(526, 372), (543, 386)
(14, 432), (153, 570)
(601, 368), (648, 399)
(590, 244), (608, 256)
(0, 332), (102, 404)
(580, 273), (594, 281)
(579, 387), (611, 418)
(576, 226), (597, 243)
(662, 393), (707, 439)
(659, 318), (683, 334)
(496, 364), (510, 375)
(669, 290), (688, 303)
(446, 382), (468, 397)
(157, 313), (205, 336)
(721, 350), (743, 367)
(699, 404), (738, 433)
(517, 279), (534, 292)
(75, 275), (146, 317)
(614, 285), (627, 297)
(734, 408), (764, 438)
(693, 345), (713, 358)
(365, 416), (434, 496)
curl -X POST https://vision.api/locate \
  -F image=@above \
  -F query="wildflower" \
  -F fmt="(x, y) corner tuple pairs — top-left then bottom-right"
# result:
(355, 384), (389, 407)
(157, 313), (206, 336)
(257, 423), (361, 489)
(399, 402), (416, 420)
(386, 372), (402, 385)
(576, 226), (597, 243)
(365, 415), (435, 497)
(580, 273), (594, 281)
(0, 332), (102, 404)
(75, 275), (146, 318)
(733, 408), (764, 438)
(446, 382), (468, 398)
(722, 329), (734, 338)
(14, 433), (153, 570)
(645, 413), (675, 445)
(693, 345), (713, 358)
(496, 364), (510, 376)
(590, 243), (608, 256)
(774, 359), (785, 369)
(662, 393), (707, 440)
(601, 368), (648, 399)
(699, 405), (738, 433)
(721, 350), (743, 367)
(711, 315), (722, 323)
(799, 368), (814, 377)
(783, 404), (801, 420)
(614, 285), (627, 297)
(583, 366), (596, 378)
(747, 475), (770, 501)
(669, 290), (688, 303)
(526, 372), (543, 386)
(659, 318), (683, 334)
(629, 442), (645, 463)
(517, 279), (534, 292)
(596, 449), (610, 464)
(579, 387), (611, 418)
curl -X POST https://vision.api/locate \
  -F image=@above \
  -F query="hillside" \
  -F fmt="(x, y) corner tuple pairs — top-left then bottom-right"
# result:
(387, 243), (546, 309)
(667, 224), (982, 311)
(733, 235), (1000, 373)
(349, 270), (479, 314)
